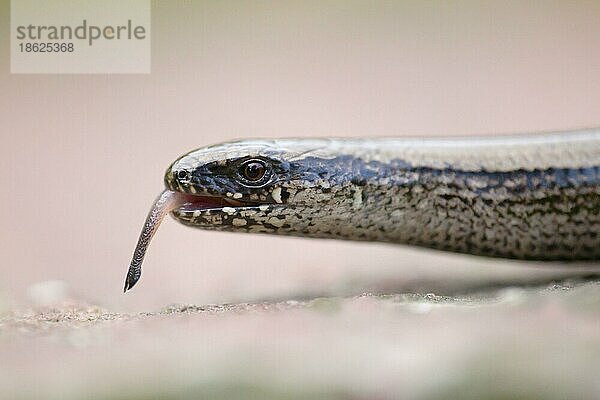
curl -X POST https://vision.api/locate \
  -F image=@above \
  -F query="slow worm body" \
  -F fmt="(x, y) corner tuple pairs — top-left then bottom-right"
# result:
(124, 128), (600, 291)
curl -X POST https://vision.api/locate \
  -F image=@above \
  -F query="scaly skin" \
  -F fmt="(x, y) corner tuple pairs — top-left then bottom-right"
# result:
(125, 128), (600, 291)
(166, 129), (600, 260)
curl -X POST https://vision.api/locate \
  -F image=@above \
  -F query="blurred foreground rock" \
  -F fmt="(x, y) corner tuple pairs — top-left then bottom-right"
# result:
(1, 279), (599, 399)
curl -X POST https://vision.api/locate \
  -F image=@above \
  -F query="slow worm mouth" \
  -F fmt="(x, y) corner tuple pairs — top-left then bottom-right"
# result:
(175, 194), (247, 212)
(123, 189), (246, 292)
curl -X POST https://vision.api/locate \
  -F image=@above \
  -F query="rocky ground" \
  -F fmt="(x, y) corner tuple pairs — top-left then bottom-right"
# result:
(1, 277), (599, 400)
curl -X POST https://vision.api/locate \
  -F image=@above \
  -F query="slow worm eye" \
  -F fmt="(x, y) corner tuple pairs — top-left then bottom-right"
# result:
(242, 161), (266, 182)
(177, 170), (190, 181)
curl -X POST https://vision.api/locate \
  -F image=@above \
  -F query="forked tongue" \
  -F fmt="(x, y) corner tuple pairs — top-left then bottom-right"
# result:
(124, 190), (199, 292)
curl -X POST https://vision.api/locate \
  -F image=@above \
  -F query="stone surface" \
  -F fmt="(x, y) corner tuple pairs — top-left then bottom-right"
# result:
(1, 279), (598, 399)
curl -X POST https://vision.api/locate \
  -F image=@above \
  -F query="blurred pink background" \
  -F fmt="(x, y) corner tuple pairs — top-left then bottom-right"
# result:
(1, 1), (600, 311)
